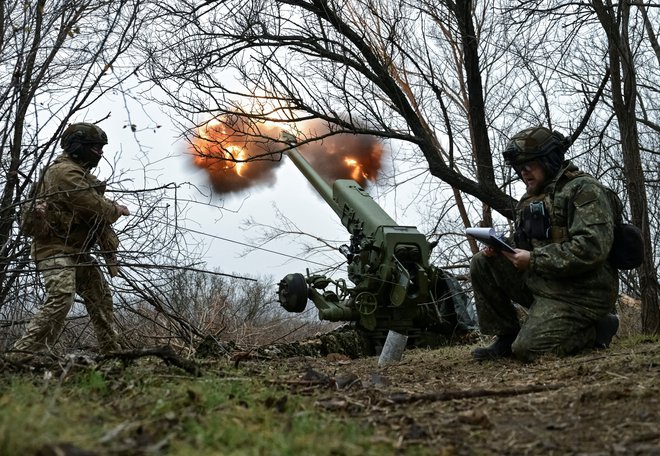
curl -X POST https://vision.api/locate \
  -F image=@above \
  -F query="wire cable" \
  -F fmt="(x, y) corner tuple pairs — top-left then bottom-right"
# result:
(179, 225), (334, 268)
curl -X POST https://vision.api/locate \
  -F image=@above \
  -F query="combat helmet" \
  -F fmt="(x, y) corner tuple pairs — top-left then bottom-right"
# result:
(60, 122), (108, 151)
(503, 126), (570, 177)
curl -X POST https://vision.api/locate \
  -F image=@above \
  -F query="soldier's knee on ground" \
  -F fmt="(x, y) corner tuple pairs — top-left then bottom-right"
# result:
(512, 326), (597, 362)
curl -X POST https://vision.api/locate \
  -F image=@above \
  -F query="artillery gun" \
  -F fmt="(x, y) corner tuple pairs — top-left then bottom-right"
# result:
(277, 138), (474, 353)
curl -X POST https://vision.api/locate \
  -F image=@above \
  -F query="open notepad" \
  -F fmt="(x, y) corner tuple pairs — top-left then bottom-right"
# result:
(465, 227), (516, 253)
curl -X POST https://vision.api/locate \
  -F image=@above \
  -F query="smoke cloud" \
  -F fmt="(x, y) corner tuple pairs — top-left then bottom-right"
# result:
(189, 116), (284, 195)
(189, 116), (385, 195)
(297, 120), (384, 187)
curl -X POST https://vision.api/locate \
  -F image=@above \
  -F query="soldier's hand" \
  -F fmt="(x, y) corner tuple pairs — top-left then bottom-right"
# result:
(502, 248), (531, 270)
(115, 204), (130, 216)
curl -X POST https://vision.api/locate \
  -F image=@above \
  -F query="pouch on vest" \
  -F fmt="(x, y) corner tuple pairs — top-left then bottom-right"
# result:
(519, 201), (550, 241)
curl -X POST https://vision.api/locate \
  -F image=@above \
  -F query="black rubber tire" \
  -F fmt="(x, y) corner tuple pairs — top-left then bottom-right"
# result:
(278, 273), (308, 313)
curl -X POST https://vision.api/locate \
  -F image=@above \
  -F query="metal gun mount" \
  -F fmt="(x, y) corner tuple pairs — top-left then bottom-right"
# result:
(277, 136), (472, 352)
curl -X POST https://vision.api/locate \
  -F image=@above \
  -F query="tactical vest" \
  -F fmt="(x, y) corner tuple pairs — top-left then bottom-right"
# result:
(28, 157), (109, 245)
(516, 170), (643, 270)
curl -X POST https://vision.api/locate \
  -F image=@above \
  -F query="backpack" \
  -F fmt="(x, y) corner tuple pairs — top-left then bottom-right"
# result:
(19, 167), (50, 238)
(603, 188), (644, 270)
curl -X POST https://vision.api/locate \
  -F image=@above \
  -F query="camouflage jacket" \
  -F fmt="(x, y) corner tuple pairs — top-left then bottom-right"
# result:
(515, 161), (618, 313)
(31, 154), (121, 260)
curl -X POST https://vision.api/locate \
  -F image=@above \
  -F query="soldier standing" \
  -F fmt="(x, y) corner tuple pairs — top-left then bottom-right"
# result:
(471, 126), (620, 362)
(12, 122), (130, 356)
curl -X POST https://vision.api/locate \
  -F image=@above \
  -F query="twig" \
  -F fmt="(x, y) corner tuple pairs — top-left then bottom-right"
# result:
(385, 384), (565, 404)
(97, 345), (201, 376)
(267, 379), (334, 387)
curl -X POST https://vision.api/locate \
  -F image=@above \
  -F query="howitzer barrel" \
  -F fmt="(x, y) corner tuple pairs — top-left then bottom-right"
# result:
(285, 142), (398, 236)
(286, 147), (342, 218)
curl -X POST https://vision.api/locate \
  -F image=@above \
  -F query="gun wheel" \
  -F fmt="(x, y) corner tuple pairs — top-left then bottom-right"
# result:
(354, 291), (377, 316)
(278, 273), (308, 313)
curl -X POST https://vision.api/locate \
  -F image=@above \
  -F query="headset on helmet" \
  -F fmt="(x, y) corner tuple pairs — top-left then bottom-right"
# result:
(503, 126), (570, 177)
(60, 122), (108, 151)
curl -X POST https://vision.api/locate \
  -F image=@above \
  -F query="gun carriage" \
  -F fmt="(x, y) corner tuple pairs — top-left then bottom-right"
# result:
(277, 139), (472, 353)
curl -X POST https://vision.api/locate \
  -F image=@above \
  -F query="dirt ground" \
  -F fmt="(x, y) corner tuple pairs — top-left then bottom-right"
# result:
(260, 336), (660, 455)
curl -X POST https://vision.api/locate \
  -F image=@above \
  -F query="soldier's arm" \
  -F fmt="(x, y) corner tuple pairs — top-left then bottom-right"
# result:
(50, 164), (122, 224)
(529, 181), (615, 276)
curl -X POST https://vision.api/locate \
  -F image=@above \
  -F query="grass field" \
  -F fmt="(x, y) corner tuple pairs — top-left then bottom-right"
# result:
(1, 334), (659, 455)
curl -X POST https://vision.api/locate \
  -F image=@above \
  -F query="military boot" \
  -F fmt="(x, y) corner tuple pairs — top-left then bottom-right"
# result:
(472, 334), (517, 361)
(594, 313), (619, 349)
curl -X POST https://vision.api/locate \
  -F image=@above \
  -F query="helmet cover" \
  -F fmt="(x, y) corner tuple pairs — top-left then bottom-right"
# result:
(503, 126), (569, 177)
(60, 122), (108, 151)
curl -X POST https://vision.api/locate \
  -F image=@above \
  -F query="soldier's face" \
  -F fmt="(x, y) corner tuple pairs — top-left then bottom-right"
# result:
(78, 143), (104, 168)
(90, 144), (104, 157)
(519, 160), (546, 194)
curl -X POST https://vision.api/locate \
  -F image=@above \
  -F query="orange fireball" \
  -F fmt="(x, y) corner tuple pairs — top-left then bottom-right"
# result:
(189, 117), (283, 195)
(344, 157), (365, 182)
(191, 120), (248, 174)
(188, 116), (385, 195)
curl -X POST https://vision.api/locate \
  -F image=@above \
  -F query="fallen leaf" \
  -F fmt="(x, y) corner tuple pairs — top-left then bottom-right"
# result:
(326, 353), (351, 363)
(457, 409), (493, 428)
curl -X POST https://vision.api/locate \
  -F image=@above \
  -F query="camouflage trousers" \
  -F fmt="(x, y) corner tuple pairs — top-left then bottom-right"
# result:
(13, 254), (119, 354)
(470, 252), (602, 362)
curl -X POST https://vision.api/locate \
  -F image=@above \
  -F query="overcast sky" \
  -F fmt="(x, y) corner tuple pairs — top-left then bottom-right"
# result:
(93, 88), (527, 284)
(95, 98), (373, 283)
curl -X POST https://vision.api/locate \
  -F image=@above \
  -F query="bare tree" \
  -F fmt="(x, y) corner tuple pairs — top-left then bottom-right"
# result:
(0, 0), (148, 311)
(140, 0), (526, 216)
(592, 0), (659, 333)
(138, 0), (659, 333)
(506, 0), (659, 333)
(0, 1), (258, 352)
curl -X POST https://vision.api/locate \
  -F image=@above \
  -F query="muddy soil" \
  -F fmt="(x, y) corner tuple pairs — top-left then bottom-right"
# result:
(261, 336), (660, 455)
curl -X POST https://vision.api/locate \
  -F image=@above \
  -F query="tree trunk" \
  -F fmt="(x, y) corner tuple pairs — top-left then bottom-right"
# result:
(592, 0), (660, 333)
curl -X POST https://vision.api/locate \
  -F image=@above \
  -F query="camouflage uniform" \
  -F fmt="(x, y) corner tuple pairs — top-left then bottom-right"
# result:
(14, 153), (122, 354)
(471, 161), (619, 361)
